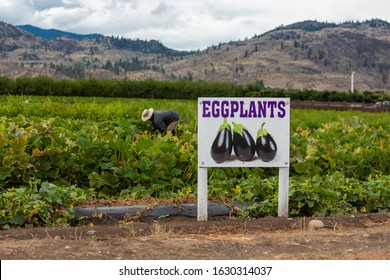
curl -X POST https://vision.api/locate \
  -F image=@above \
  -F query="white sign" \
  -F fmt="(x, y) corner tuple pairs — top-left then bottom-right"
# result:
(198, 98), (290, 168)
(197, 98), (290, 220)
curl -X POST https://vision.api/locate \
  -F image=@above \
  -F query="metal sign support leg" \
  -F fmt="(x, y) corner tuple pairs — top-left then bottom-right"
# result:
(197, 166), (289, 221)
(278, 167), (289, 217)
(197, 167), (208, 221)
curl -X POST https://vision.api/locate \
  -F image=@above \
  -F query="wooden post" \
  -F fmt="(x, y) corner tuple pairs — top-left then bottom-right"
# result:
(278, 167), (289, 217)
(197, 167), (208, 221)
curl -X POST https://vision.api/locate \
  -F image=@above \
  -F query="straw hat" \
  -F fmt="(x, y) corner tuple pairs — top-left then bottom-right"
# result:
(141, 108), (154, 121)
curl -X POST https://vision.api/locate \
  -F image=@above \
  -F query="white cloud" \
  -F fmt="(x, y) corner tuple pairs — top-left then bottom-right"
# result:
(28, 0), (75, 11)
(0, 0), (389, 51)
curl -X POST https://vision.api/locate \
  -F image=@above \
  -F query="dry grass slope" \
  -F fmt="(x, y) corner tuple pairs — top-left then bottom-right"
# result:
(1, 19), (390, 91)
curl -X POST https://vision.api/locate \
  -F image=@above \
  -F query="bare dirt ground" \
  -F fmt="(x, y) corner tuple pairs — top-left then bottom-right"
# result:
(1, 213), (389, 260)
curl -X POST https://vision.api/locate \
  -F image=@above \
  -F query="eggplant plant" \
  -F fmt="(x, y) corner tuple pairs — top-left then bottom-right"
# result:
(210, 118), (232, 163)
(232, 122), (255, 161)
(256, 122), (277, 162)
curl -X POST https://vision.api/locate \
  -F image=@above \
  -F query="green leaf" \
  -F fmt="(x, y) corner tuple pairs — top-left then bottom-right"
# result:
(306, 144), (318, 156)
(88, 171), (119, 189)
(10, 210), (26, 226)
(294, 162), (310, 174)
(0, 166), (13, 181)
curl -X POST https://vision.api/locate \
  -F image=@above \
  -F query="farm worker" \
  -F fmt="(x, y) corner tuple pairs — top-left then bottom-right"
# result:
(141, 108), (180, 134)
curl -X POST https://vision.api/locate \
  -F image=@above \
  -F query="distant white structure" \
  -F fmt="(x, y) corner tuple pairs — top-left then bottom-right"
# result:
(351, 71), (355, 93)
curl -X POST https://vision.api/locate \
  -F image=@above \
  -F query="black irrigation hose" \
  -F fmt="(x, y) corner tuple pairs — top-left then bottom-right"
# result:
(74, 203), (250, 220)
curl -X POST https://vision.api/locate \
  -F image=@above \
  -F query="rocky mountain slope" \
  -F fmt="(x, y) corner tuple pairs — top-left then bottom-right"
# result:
(1, 19), (389, 91)
(16, 24), (102, 41)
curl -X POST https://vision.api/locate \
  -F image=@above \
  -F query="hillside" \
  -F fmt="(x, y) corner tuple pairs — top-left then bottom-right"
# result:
(1, 19), (390, 91)
(16, 24), (103, 41)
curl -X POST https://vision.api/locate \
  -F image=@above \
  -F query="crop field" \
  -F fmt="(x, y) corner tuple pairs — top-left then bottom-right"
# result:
(0, 95), (389, 227)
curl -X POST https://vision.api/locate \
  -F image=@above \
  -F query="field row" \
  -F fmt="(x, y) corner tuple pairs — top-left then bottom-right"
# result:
(0, 96), (389, 226)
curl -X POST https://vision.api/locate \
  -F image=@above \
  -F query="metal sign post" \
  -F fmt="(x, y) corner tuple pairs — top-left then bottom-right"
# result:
(278, 167), (290, 217)
(197, 167), (208, 221)
(197, 98), (290, 221)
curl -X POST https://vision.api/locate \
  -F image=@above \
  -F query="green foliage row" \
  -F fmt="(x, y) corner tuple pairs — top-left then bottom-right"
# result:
(0, 76), (389, 102)
(237, 172), (390, 217)
(0, 181), (91, 228)
(0, 96), (389, 227)
(290, 116), (389, 180)
(0, 106), (197, 196)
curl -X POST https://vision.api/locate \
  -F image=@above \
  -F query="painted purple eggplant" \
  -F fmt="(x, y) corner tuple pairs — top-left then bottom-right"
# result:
(256, 122), (277, 162)
(210, 118), (232, 163)
(232, 122), (255, 161)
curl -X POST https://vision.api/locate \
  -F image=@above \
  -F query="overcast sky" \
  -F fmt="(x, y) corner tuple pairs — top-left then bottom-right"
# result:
(1, 0), (389, 51)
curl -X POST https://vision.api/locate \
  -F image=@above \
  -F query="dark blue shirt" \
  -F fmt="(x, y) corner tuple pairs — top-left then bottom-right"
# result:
(151, 110), (180, 132)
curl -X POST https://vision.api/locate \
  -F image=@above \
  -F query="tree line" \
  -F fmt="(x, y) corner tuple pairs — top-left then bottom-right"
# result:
(0, 76), (388, 103)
